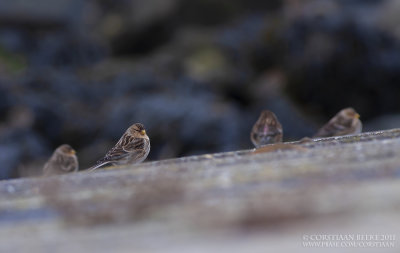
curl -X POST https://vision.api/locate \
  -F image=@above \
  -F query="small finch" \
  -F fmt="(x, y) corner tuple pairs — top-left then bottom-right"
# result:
(251, 110), (283, 148)
(88, 123), (150, 171)
(314, 107), (362, 138)
(43, 144), (79, 176)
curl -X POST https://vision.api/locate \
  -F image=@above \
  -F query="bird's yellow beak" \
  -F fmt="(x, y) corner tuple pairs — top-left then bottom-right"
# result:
(70, 150), (76, 155)
(140, 130), (146, 136)
(355, 113), (360, 119)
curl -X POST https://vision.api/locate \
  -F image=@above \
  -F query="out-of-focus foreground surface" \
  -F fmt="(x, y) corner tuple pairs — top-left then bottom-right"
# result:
(2, 0), (400, 179)
(0, 129), (399, 252)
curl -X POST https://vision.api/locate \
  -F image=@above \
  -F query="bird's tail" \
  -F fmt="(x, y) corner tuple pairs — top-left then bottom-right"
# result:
(86, 161), (110, 172)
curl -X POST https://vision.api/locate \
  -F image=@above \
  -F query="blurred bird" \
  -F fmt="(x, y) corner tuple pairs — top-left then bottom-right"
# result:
(43, 144), (79, 176)
(251, 110), (283, 148)
(88, 123), (150, 171)
(314, 107), (362, 138)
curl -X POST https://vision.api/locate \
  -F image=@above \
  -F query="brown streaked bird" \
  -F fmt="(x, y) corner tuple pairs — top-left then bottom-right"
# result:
(88, 123), (150, 171)
(43, 144), (79, 176)
(313, 107), (362, 138)
(251, 110), (283, 148)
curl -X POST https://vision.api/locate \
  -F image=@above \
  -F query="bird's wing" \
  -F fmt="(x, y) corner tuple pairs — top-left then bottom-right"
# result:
(123, 137), (146, 152)
(314, 117), (347, 137)
(101, 135), (145, 162)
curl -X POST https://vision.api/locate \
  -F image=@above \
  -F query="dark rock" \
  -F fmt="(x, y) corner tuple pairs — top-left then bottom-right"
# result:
(176, 0), (281, 26)
(0, 0), (86, 30)
(111, 19), (175, 56)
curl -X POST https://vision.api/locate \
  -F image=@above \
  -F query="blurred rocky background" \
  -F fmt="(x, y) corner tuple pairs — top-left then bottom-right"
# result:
(1, 0), (400, 179)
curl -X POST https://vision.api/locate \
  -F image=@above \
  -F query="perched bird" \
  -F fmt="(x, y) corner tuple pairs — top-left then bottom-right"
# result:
(88, 123), (150, 171)
(43, 144), (79, 176)
(250, 110), (283, 148)
(314, 107), (362, 138)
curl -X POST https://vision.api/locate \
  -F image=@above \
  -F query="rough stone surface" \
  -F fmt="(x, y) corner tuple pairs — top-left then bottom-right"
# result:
(1, 129), (400, 252)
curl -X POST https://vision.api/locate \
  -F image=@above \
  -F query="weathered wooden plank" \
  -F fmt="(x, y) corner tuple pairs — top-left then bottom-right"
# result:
(0, 129), (399, 252)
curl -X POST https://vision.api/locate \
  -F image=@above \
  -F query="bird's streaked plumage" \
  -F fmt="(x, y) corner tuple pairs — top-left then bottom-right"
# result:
(251, 110), (283, 148)
(88, 123), (150, 171)
(314, 107), (362, 138)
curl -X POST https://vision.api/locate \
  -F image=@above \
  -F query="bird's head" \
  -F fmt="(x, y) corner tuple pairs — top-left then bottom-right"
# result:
(57, 144), (76, 155)
(130, 123), (149, 139)
(342, 107), (360, 119)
